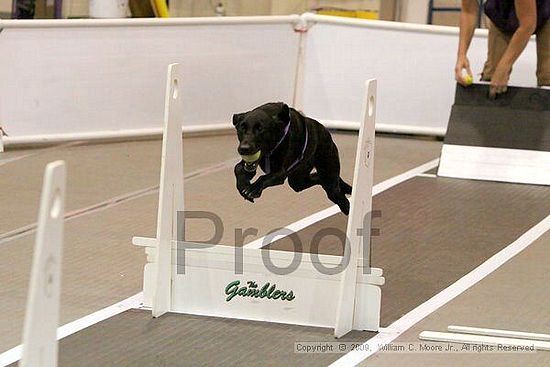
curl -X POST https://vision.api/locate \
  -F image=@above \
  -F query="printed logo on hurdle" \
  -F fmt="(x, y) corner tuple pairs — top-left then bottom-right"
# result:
(132, 63), (385, 338)
(225, 281), (296, 302)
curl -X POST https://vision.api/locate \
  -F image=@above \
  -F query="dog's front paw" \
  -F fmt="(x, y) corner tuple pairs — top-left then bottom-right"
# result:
(238, 185), (255, 203)
(237, 180), (255, 202)
(242, 182), (264, 201)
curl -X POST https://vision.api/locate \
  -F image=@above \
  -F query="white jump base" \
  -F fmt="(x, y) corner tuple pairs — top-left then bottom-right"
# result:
(438, 145), (550, 186)
(134, 239), (384, 332)
(133, 64), (384, 337)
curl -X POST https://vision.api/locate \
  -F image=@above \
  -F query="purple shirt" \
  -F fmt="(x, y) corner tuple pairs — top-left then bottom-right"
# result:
(484, 0), (550, 33)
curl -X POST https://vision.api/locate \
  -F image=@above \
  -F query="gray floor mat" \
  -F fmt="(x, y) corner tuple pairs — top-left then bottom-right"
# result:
(7, 177), (547, 367)
(0, 135), (239, 235)
(359, 232), (550, 367)
(267, 177), (550, 326)
(0, 134), (442, 352)
(49, 309), (371, 367)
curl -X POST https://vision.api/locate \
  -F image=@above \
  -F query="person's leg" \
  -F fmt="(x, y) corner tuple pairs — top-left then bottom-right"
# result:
(481, 20), (513, 81)
(536, 21), (550, 86)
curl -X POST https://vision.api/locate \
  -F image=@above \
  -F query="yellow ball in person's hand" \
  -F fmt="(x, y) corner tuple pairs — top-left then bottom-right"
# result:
(241, 150), (261, 163)
(463, 74), (473, 86)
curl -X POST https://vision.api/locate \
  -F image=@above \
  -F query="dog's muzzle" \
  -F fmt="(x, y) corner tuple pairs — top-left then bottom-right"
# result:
(244, 161), (258, 173)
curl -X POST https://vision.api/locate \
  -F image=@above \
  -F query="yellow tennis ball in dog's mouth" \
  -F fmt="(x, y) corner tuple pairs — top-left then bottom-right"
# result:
(241, 150), (261, 163)
(463, 74), (473, 86)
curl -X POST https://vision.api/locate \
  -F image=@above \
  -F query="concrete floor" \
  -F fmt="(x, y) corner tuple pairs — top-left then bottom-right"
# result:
(0, 132), (442, 352)
(2, 132), (548, 366)
(359, 231), (550, 367)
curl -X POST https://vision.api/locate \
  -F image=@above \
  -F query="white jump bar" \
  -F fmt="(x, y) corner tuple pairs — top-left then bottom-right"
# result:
(419, 331), (550, 351)
(448, 325), (550, 342)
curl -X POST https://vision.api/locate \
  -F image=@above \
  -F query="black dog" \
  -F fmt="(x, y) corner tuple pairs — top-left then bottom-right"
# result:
(233, 102), (352, 215)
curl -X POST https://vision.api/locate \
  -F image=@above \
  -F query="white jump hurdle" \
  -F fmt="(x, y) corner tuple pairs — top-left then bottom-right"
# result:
(133, 64), (384, 337)
(20, 161), (66, 367)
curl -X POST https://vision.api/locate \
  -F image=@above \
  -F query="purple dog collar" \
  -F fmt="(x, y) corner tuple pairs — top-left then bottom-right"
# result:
(270, 113), (292, 154)
(264, 113), (308, 175)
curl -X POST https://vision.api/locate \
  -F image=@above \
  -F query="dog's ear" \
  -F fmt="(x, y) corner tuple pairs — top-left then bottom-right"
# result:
(277, 103), (290, 123)
(233, 112), (245, 126)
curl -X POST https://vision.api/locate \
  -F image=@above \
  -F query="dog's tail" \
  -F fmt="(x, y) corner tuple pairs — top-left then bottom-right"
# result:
(340, 178), (352, 195)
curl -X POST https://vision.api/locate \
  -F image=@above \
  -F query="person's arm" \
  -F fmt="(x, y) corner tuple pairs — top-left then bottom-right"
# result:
(455, 0), (479, 85)
(489, 0), (537, 97)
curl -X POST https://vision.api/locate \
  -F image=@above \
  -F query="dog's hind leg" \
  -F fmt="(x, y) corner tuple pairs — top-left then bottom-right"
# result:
(313, 140), (351, 214)
(316, 161), (350, 215)
(288, 171), (320, 192)
(339, 178), (352, 195)
(321, 181), (350, 215)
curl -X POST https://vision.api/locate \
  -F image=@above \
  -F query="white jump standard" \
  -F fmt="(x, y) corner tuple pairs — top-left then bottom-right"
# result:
(20, 161), (67, 367)
(133, 64), (384, 337)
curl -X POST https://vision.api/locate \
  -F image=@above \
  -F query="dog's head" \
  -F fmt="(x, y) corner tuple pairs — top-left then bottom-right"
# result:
(233, 102), (290, 158)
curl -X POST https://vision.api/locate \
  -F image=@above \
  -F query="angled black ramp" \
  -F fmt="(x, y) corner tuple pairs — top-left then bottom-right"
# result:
(438, 83), (550, 185)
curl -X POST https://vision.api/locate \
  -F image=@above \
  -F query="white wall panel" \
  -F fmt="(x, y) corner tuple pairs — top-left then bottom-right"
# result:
(0, 14), (542, 146)
(0, 17), (300, 141)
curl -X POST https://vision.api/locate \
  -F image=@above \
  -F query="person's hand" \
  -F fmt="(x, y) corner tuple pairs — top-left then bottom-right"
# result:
(455, 55), (473, 86)
(489, 63), (511, 99)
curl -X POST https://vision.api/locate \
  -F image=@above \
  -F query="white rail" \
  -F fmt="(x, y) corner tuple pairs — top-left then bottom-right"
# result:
(0, 15), (301, 28)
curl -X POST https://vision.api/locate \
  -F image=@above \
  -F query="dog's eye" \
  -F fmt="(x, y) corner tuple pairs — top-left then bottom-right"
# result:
(256, 125), (263, 133)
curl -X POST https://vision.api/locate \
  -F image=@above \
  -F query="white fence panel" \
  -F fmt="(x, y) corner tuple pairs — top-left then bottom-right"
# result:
(0, 17), (300, 142)
(301, 15), (539, 135)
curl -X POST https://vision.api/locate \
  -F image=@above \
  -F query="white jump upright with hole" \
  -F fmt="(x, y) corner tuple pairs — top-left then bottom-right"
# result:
(20, 161), (66, 367)
(133, 64), (384, 337)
